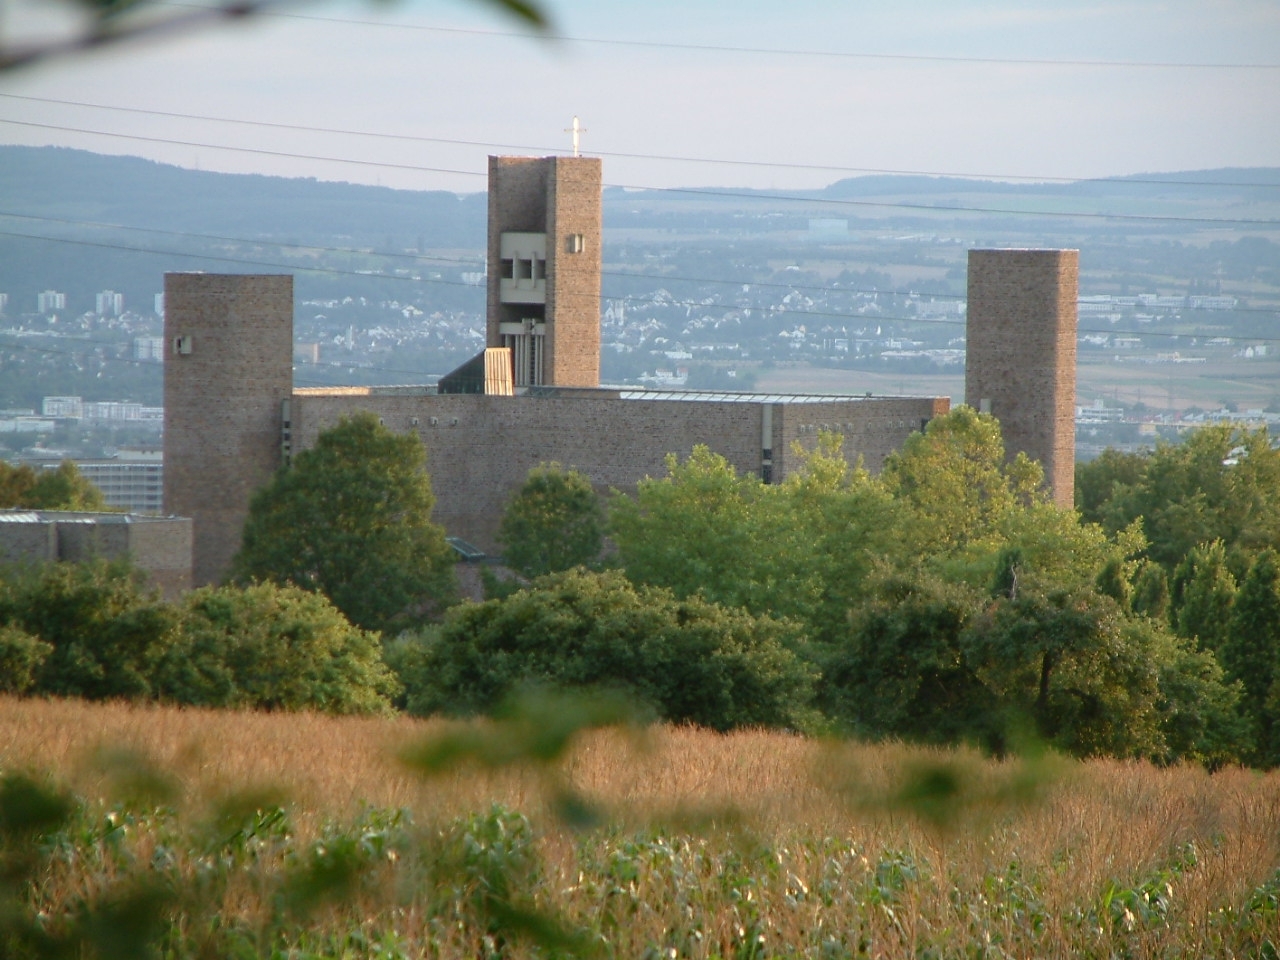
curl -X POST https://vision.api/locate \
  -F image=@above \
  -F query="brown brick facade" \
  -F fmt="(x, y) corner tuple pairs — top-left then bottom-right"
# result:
(965, 249), (1078, 508)
(486, 156), (601, 387)
(290, 390), (947, 554)
(160, 174), (1072, 587)
(163, 274), (293, 585)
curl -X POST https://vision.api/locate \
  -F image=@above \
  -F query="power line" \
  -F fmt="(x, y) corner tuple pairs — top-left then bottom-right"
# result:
(157, 3), (1280, 71)
(6, 93), (1279, 190)
(6, 118), (1280, 228)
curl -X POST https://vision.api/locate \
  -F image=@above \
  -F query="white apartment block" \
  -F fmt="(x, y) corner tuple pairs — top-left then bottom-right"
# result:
(42, 396), (84, 418)
(133, 337), (165, 362)
(96, 290), (124, 317)
(37, 290), (66, 313)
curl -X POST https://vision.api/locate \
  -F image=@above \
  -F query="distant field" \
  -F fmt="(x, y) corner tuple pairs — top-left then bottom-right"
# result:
(3, 698), (1280, 957)
(754, 359), (1279, 418)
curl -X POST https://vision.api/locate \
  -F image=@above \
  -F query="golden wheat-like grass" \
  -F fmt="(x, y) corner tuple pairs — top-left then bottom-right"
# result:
(4, 696), (1280, 957)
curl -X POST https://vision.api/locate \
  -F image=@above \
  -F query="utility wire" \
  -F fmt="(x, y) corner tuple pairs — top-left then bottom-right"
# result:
(6, 93), (1279, 190)
(156, 3), (1280, 71)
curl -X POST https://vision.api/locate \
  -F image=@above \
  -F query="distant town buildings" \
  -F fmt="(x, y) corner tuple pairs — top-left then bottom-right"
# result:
(73, 451), (164, 514)
(37, 290), (66, 313)
(40, 396), (163, 422)
(133, 336), (165, 362)
(96, 289), (124, 317)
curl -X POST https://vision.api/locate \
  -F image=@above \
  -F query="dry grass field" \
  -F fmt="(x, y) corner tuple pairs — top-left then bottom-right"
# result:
(4, 697), (1280, 957)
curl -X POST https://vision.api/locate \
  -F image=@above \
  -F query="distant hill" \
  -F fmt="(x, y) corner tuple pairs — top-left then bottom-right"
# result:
(0, 145), (487, 247)
(2, 145), (1277, 312)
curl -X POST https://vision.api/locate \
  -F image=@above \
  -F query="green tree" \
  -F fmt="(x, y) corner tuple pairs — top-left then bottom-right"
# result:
(963, 587), (1165, 758)
(609, 436), (897, 634)
(1132, 560), (1171, 623)
(232, 413), (456, 634)
(1173, 541), (1237, 650)
(1075, 448), (1147, 526)
(0, 460), (107, 511)
(609, 446), (772, 613)
(400, 568), (815, 732)
(821, 571), (990, 745)
(0, 558), (175, 700)
(0, 462), (37, 507)
(156, 582), (398, 714)
(25, 461), (109, 511)
(878, 406), (1045, 557)
(1087, 425), (1280, 571)
(1152, 623), (1248, 768)
(497, 463), (604, 578)
(0, 624), (51, 694)
(1221, 549), (1280, 765)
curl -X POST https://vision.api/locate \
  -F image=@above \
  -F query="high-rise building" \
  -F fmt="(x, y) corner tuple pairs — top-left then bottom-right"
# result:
(96, 290), (124, 317)
(965, 248), (1079, 508)
(134, 336), (165, 362)
(37, 290), (66, 313)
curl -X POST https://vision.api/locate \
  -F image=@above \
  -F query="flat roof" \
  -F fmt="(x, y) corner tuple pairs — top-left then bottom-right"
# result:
(292, 384), (942, 404)
(617, 390), (931, 404)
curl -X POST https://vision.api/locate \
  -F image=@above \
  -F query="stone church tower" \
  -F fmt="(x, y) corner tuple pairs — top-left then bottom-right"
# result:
(965, 248), (1078, 508)
(485, 155), (602, 388)
(162, 273), (293, 585)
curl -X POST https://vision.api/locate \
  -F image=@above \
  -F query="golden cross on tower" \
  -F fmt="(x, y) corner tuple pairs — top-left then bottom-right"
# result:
(564, 115), (586, 157)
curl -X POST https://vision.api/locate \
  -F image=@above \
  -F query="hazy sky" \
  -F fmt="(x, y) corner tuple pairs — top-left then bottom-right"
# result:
(2, 0), (1278, 193)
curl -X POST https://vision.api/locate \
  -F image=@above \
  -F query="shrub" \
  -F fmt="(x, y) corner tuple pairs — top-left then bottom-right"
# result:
(0, 559), (175, 700)
(0, 624), (51, 694)
(400, 568), (815, 731)
(157, 582), (400, 715)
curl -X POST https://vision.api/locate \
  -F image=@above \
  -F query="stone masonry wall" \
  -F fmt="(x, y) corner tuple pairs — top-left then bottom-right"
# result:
(965, 249), (1078, 508)
(0, 518), (56, 564)
(164, 274), (293, 585)
(546, 157), (602, 387)
(57, 517), (193, 599)
(292, 392), (946, 554)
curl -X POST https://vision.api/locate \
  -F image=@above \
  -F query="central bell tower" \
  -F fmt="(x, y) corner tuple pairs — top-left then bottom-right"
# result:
(485, 155), (602, 388)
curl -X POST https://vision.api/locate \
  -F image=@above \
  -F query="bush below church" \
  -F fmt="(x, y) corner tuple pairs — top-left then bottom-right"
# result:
(0, 560), (398, 715)
(391, 568), (817, 732)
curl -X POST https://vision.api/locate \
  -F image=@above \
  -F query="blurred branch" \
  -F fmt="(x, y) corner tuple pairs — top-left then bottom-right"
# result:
(0, 0), (548, 73)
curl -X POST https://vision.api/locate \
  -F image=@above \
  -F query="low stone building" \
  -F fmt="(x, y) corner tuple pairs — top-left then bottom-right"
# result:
(0, 510), (193, 598)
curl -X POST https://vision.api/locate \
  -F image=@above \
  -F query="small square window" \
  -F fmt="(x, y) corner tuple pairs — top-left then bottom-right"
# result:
(566, 234), (585, 254)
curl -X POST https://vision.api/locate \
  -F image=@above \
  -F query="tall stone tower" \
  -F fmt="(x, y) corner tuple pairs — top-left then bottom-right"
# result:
(163, 274), (293, 585)
(486, 155), (602, 388)
(965, 249), (1078, 508)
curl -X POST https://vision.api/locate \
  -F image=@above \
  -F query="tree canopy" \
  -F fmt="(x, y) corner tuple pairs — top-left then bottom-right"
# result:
(0, 460), (108, 511)
(1077, 424), (1280, 571)
(232, 413), (456, 634)
(497, 463), (604, 579)
(157, 581), (399, 714)
(395, 568), (816, 733)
